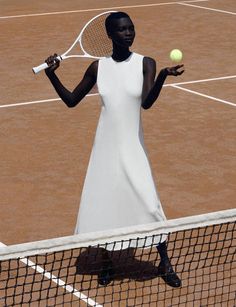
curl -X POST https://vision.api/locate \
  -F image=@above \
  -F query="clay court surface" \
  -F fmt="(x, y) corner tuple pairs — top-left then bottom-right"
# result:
(0, 1), (235, 306)
(0, 0), (235, 245)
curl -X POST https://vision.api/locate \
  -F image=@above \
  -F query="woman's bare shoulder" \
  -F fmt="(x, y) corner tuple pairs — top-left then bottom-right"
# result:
(143, 56), (156, 73)
(85, 60), (99, 80)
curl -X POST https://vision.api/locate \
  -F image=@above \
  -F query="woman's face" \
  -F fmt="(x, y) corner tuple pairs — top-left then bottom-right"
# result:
(109, 17), (135, 48)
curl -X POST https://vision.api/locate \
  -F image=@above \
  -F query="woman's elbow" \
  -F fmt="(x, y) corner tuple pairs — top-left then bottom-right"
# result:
(142, 104), (149, 110)
(67, 104), (76, 108)
(142, 101), (152, 110)
(63, 100), (74, 108)
(64, 97), (79, 108)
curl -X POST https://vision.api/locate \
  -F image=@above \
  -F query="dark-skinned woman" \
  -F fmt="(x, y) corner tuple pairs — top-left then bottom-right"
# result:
(45, 12), (184, 288)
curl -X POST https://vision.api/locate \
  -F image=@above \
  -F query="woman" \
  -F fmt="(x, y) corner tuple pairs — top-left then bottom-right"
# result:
(45, 12), (184, 287)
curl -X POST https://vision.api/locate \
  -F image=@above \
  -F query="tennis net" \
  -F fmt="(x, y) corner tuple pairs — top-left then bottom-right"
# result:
(0, 209), (235, 306)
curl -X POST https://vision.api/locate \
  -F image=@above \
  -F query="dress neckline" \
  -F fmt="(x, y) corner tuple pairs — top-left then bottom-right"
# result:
(111, 52), (133, 63)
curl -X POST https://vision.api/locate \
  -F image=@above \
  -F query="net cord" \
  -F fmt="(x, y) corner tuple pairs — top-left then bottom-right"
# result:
(0, 208), (235, 260)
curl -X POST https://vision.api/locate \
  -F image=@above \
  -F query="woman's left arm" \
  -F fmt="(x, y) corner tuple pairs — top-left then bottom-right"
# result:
(142, 57), (184, 109)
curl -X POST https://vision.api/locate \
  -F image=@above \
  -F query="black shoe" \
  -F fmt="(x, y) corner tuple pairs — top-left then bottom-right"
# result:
(98, 261), (114, 286)
(157, 260), (181, 288)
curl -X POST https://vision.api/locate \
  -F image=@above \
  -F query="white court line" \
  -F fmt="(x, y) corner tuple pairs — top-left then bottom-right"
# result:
(0, 0), (208, 19)
(178, 2), (236, 15)
(0, 75), (235, 109)
(172, 85), (236, 107)
(0, 98), (61, 108)
(164, 75), (236, 87)
(0, 93), (98, 109)
(0, 242), (103, 307)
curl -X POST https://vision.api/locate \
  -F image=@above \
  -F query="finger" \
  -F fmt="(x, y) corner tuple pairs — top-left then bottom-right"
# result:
(174, 64), (184, 70)
(178, 70), (185, 75)
(46, 54), (58, 61)
(45, 55), (54, 65)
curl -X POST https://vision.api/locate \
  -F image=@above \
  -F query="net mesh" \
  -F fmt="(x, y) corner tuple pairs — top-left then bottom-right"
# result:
(0, 210), (235, 306)
(81, 12), (113, 57)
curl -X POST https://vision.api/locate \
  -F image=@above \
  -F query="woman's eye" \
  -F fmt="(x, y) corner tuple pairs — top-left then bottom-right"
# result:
(116, 26), (135, 32)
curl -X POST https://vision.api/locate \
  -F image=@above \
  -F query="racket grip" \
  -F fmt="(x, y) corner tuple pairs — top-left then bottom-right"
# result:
(32, 62), (49, 74)
(32, 56), (62, 74)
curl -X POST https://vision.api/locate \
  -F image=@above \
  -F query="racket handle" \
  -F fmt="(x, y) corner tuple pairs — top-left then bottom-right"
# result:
(32, 62), (49, 74)
(32, 56), (63, 74)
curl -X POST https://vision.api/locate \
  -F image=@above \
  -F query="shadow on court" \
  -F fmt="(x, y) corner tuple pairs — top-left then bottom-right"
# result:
(75, 246), (161, 282)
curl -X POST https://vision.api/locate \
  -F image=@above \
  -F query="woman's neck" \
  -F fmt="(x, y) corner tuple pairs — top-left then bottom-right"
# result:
(111, 47), (132, 62)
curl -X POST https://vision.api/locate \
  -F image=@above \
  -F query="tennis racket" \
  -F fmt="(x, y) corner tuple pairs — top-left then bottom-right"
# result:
(32, 11), (116, 74)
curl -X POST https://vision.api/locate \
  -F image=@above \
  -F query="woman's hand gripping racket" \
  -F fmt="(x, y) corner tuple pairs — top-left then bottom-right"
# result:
(32, 11), (115, 74)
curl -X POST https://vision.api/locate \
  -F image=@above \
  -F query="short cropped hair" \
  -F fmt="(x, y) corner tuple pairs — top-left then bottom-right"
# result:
(105, 12), (131, 35)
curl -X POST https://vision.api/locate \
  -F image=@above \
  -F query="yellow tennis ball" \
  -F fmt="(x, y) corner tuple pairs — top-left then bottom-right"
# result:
(169, 49), (183, 62)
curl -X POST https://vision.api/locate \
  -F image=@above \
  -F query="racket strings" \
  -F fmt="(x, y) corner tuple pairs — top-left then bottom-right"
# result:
(81, 13), (113, 57)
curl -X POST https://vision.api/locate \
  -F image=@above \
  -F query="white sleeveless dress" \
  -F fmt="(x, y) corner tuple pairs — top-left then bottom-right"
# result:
(75, 52), (166, 235)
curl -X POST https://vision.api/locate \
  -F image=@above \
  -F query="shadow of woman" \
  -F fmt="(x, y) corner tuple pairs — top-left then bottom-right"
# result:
(75, 246), (160, 282)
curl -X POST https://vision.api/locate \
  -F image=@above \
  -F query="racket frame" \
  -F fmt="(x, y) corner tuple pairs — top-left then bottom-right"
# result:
(32, 10), (116, 74)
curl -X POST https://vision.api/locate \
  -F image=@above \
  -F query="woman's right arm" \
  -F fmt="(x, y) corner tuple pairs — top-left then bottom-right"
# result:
(45, 55), (98, 108)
